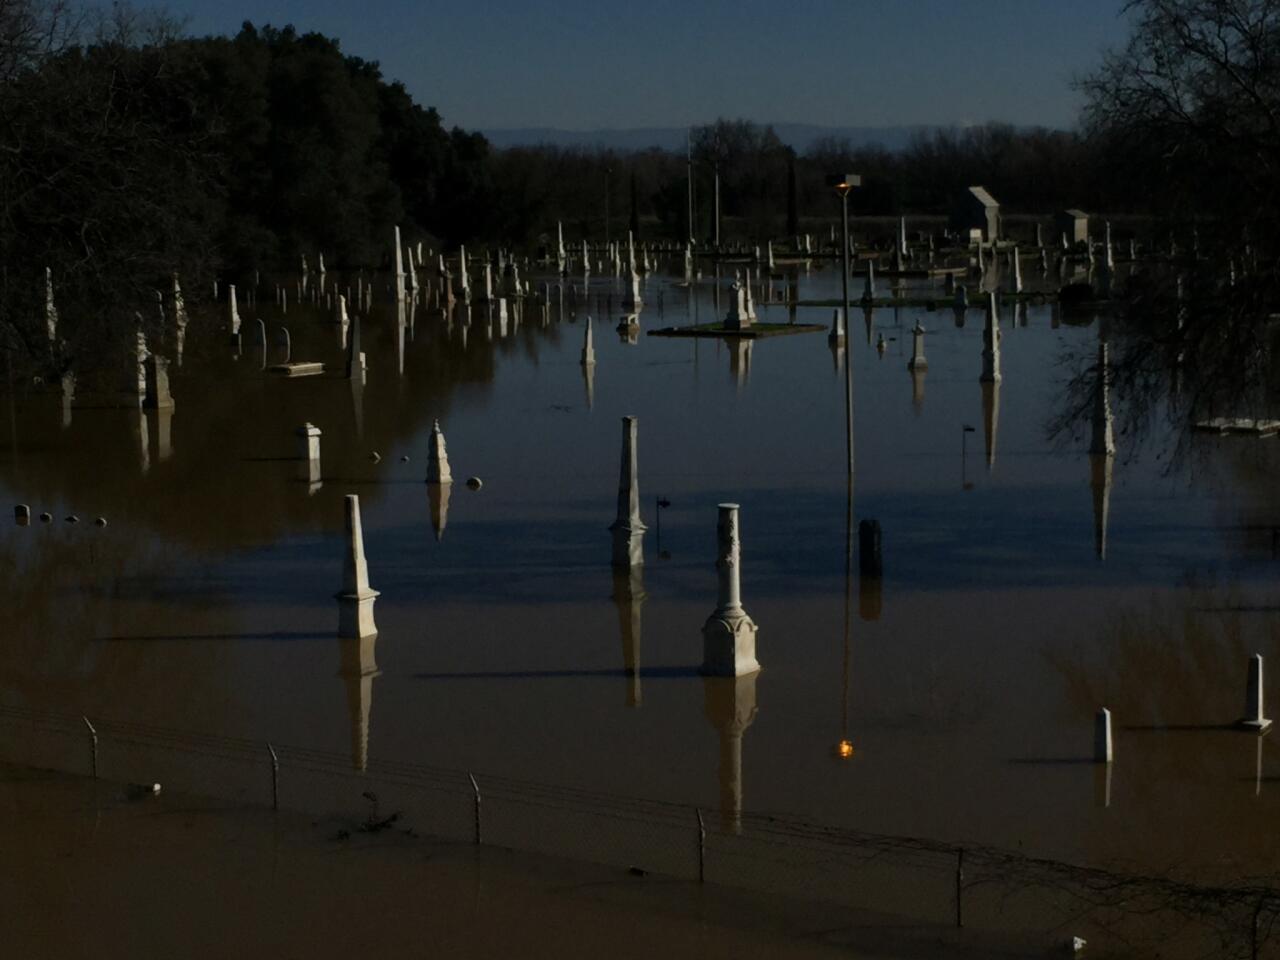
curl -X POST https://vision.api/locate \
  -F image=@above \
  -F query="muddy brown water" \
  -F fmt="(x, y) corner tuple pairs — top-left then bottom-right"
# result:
(3, 258), (1278, 955)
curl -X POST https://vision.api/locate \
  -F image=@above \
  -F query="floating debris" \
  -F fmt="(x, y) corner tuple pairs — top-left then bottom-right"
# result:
(466, 477), (483, 490)
(93, 517), (108, 527)
(1193, 418), (1280, 437)
(39, 512), (52, 523)
(369, 452), (381, 463)
(64, 515), (79, 524)
(14, 505), (30, 525)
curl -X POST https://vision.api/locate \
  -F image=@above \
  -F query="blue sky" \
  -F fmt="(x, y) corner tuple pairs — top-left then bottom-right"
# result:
(162, 0), (1132, 130)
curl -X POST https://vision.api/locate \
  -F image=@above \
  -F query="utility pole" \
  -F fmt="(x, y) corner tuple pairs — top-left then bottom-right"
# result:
(687, 129), (695, 245)
(828, 172), (862, 477)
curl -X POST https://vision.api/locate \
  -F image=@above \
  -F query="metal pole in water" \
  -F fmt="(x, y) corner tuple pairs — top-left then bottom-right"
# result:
(469, 773), (482, 845)
(83, 716), (97, 779)
(841, 191), (853, 477)
(268, 743), (279, 811)
(696, 808), (706, 883)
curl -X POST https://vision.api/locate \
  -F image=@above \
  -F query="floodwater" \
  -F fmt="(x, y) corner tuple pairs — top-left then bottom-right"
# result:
(3, 252), (1280, 940)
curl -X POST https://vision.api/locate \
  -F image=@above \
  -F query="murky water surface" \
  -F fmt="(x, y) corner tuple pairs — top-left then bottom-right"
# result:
(4, 256), (1278, 888)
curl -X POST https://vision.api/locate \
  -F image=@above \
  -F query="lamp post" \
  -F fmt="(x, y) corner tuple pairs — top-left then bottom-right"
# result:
(828, 173), (862, 477)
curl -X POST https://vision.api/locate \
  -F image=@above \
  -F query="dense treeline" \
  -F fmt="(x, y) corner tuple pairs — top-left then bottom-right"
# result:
(0, 5), (498, 370)
(3, 0), (1278, 377)
(506, 121), (1121, 247)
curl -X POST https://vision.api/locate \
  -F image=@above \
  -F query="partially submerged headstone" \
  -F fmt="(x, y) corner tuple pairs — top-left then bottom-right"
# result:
(132, 329), (148, 405)
(394, 226), (406, 302)
(336, 495), (379, 640)
(345, 312), (362, 381)
(1094, 707), (1113, 762)
(297, 422), (322, 488)
(45, 267), (58, 345)
(861, 260), (876, 304)
(609, 416), (646, 568)
(723, 281), (751, 332)
(1239, 653), (1272, 731)
(702, 504), (760, 677)
(227, 284), (241, 336)
(425, 420), (452, 484)
(907, 321), (928, 371)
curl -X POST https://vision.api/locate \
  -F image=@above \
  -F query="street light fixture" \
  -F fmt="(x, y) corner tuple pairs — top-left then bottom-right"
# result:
(827, 173), (862, 478)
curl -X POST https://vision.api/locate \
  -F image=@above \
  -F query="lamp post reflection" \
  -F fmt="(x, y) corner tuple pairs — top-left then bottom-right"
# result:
(961, 424), (976, 491)
(836, 475), (856, 761)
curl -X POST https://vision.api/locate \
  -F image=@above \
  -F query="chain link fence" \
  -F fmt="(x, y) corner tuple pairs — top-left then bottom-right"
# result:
(0, 702), (1275, 959)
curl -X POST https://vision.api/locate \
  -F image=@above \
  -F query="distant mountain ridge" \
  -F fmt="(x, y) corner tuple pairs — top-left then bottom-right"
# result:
(479, 123), (939, 153)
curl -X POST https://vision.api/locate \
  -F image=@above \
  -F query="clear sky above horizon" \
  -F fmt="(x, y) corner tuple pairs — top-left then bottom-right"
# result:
(161, 0), (1132, 132)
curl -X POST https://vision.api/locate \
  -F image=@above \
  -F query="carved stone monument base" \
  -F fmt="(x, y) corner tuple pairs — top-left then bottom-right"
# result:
(702, 613), (760, 677)
(336, 591), (379, 640)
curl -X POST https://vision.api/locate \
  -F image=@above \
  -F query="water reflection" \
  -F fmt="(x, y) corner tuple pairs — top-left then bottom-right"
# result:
(427, 480), (451, 541)
(982, 380), (1000, 472)
(729, 339), (751, 390)
(702, 673), (758, 835)
(611, 566), (645, 707)
(609, 417), (645, 568)
(10, 259), (1280, 888)
(1090, 454), (1113, 560)
(339, 634), (379, 772)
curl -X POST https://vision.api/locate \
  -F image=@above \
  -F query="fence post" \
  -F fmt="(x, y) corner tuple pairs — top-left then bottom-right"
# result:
(697, 808), (706, 883)
(469, 773), (482, 845)
(268, 743), (279, 811)
(83, 716), (97, 779)
(955, 848), (965, 929)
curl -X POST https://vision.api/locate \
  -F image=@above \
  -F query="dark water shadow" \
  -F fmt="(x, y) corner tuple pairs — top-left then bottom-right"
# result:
(414, 665), (701, 681)
(1009, 757), (1098, 765)
(94, 631), (329, 643)
(1121, 723), (1241, 732)
(1194, 606), (1280, 614)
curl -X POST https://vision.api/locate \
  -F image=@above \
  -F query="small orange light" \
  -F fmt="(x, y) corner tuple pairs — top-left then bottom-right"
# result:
(837, 740), (854, 759)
